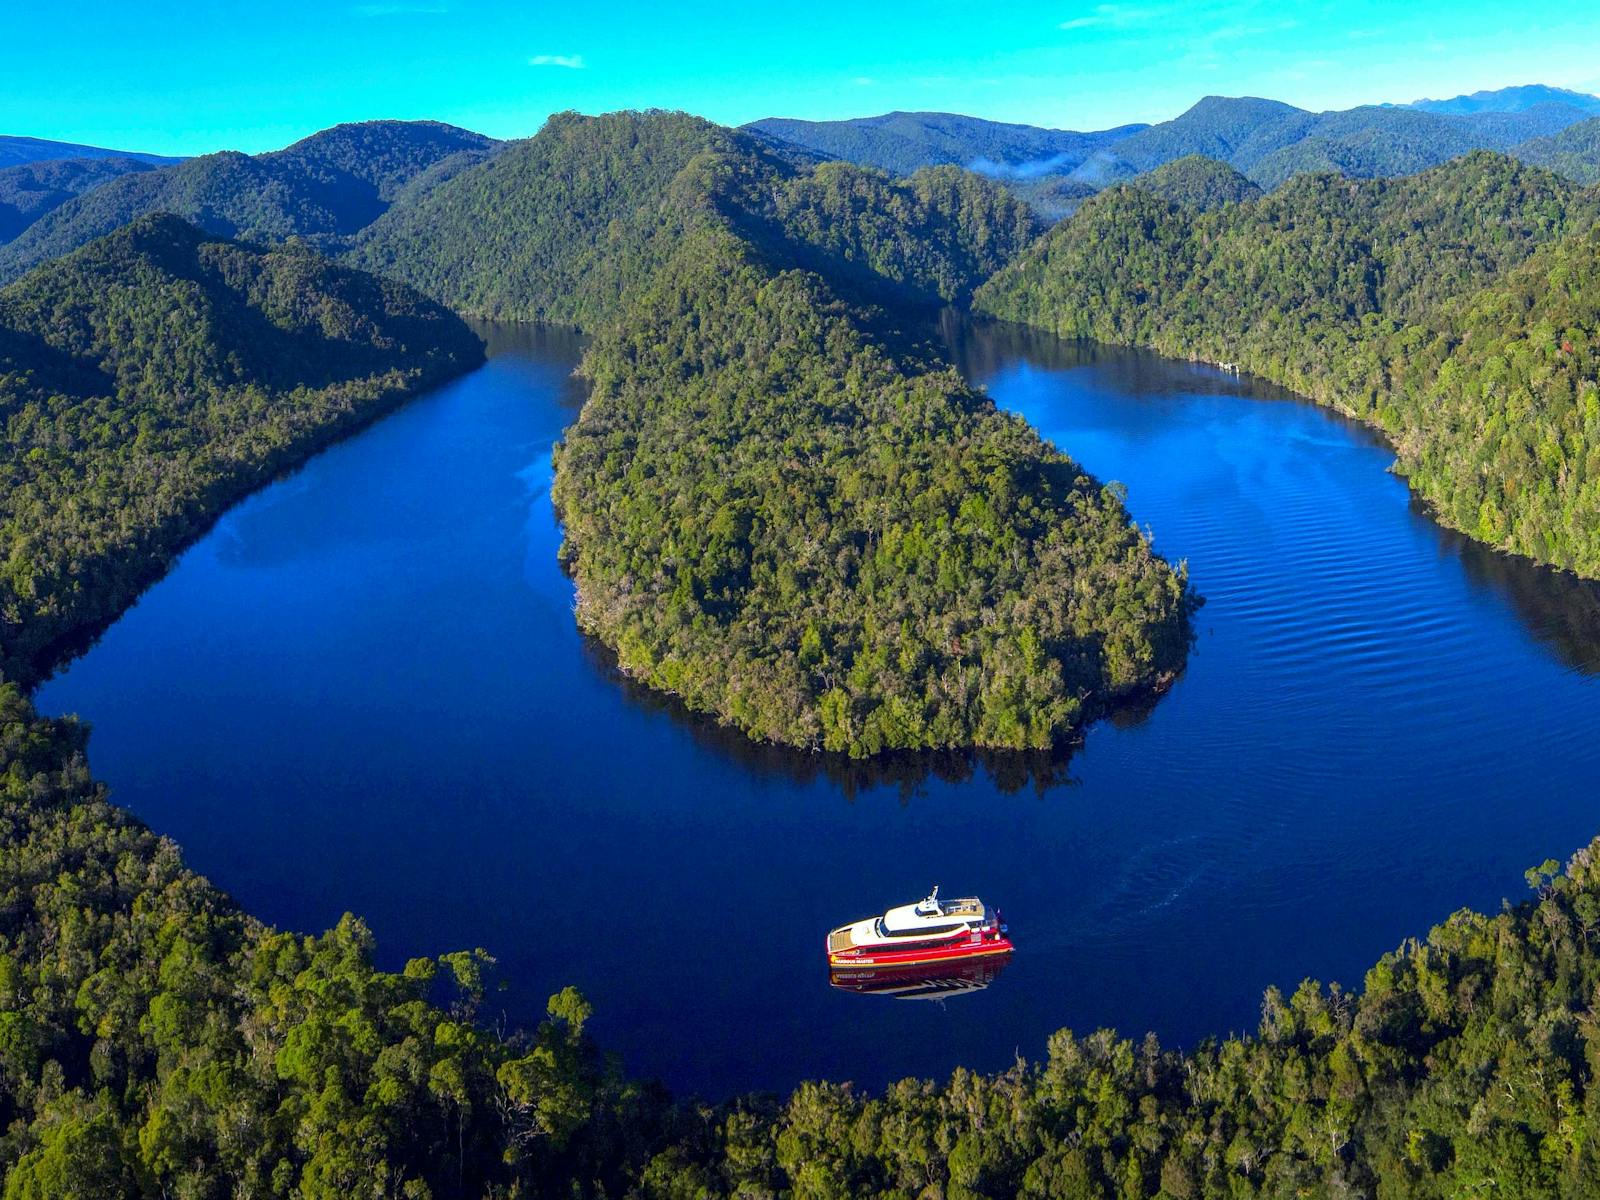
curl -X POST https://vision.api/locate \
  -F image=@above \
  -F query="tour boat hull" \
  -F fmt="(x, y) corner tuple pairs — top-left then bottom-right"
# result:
(825, 934), (1014, 969)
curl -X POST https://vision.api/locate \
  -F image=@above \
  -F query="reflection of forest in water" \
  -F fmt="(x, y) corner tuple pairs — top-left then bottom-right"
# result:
(1443, 519), (1600, 676)
(577, 637), (1088, 800)
(947, 313), (1600, 680)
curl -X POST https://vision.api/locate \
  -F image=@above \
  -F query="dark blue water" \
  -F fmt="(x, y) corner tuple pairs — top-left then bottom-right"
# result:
(36, 320), (1600, 1099)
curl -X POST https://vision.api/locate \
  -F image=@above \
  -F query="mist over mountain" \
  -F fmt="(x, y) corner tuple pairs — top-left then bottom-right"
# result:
(747, 86), (1600, 214)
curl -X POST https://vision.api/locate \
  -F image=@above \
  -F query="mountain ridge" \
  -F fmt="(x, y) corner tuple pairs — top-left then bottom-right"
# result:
(745, 86), (1600, 212)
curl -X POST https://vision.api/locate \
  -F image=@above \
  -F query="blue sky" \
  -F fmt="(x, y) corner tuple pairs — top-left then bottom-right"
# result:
(9, 0), (1600, 155)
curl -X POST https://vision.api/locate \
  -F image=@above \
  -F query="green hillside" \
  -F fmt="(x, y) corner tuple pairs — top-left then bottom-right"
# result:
(554, 222), (1188, 755)
(0, 156), (156, 244)
(0, 213), (482, 683)
(0, 121), (496, 283)
(975, 152), (1600, 576)
(1130, 155), (1262, 209)
(745, 94), (1600, 209)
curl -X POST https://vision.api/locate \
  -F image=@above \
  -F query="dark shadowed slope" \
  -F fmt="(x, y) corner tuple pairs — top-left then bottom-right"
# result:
(0, 156), (157, 244)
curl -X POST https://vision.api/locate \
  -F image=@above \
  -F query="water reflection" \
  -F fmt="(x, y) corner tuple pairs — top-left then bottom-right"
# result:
(577, 636), (1085, 800)
(1439, 513), (1600, 676)
(830, 956), (1011, 1000)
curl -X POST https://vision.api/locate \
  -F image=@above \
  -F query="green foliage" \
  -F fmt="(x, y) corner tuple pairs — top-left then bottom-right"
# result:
(0, 212), (483, 685)
(0, 683), (657, 1197)
(977, 151), (1600, 577)
(0, 120), (495, 283)
(381, 109), (1180, 756)
(1129, 155), (1261, 210)
(349, 110), (752, 329)
(747, 94), (1600, 214)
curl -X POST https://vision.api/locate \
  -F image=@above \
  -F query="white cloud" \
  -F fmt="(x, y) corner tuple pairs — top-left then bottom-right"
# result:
(1059, 4), (1157, 31)
(852, 76), (875, 87)
(529, 54), (585, 69)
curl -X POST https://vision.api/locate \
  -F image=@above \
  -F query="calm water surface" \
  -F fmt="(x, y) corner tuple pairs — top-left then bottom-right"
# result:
(37, 320), (1600, 1097)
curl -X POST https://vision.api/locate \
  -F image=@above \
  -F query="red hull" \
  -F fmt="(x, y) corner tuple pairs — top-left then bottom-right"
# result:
(827, 933), (1014, 968)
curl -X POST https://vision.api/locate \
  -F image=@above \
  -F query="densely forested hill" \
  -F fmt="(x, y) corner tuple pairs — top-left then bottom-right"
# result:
(0, 213), (482, 684)
(352, 110), (1043, 323)
(0, 134), (182, 171)
(553, 221), (1187, 755)
(1129, 155), (1261, 210)
(0, 156), (156, 244)
(1514, 116), (1600, 184)
(348, 110), (756, 328)
(6, 670), (1600, 1193)
(975, 152), (1600, 576)
(0, 120), (496, 283)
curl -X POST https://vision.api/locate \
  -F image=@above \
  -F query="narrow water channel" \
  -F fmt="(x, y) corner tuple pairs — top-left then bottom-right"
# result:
(37, 320), (1600, 1097)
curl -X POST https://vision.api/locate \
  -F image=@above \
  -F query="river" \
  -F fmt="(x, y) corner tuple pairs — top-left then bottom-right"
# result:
(35, 319), (1600, 1098)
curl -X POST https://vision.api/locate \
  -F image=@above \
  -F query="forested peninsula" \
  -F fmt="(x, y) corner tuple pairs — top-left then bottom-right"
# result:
(977, 153), (1600, 577)
(356, 111), (1194, 755)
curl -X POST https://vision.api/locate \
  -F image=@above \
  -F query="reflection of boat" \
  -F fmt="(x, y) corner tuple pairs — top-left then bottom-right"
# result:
(825, 886), (1013, 967)
(830, 955), (1009, 1000)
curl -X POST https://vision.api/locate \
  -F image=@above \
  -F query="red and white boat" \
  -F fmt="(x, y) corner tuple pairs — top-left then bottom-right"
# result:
(826, 887), (1012, 968)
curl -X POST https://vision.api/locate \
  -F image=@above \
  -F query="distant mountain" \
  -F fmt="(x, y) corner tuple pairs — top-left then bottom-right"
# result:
(1512, 116), (1600, 184)
(1104, 96), (1312, 172)
(745, 111), (1146, 181)
(1409, 84), (1600, 116)
(0, 120), (497, 283)
(0, 134), (182, 170)
(749, 91), (1600, 212)
(0, 156), (157, 244)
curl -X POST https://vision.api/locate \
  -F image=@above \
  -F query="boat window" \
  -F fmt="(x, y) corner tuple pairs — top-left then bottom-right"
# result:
(881, 921), (966, 939)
